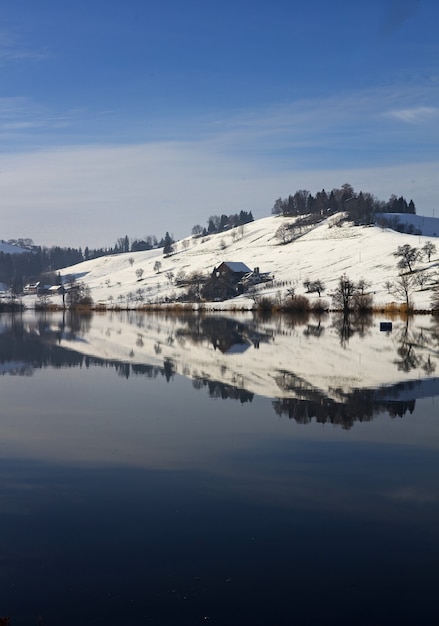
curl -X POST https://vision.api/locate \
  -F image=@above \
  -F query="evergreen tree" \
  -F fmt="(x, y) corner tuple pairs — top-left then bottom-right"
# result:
(163, 232), (174, 256)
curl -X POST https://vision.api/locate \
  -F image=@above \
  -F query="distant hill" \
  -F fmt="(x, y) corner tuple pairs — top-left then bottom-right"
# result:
(0, 240), (28, 255)
(376, 213), (439, 237)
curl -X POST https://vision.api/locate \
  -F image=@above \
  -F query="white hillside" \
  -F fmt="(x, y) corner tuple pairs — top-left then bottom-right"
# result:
(0, 240), (28, 255)
(39, 215), (439, 310)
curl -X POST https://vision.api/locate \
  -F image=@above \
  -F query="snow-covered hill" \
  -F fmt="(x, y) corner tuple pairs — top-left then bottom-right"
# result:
(378, 213), (439, 237)
(0, 240), (28, 255)
(27, 215), (439, 310)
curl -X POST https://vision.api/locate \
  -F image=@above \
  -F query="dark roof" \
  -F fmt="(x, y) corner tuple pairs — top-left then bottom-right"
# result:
(221, 262), (251, 273)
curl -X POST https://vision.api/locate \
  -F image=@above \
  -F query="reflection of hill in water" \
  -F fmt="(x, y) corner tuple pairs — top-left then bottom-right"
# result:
(1, 311), (438, 427)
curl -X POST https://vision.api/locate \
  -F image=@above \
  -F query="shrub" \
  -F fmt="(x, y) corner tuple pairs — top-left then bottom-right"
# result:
(254, 296), (275, 312)
(282, 295), (310, 312)
(311, 299), (330, 314)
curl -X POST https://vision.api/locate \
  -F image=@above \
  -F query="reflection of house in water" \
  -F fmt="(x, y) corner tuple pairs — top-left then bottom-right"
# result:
(200, 316), (272, 354)
(212, 335), (251, 354)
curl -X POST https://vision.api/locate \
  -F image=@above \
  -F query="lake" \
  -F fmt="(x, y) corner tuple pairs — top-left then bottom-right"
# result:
(0, 311), (438, 625)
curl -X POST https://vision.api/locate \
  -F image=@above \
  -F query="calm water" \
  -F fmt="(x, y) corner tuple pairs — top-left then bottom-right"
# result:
(0, 312), (438, 625)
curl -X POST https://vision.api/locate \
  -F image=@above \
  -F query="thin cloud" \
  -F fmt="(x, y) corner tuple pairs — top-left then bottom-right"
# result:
(0, 142), (437, 247)
(0, 31), (48, 65)
(200, 84), (439, 164)
(0, 97), (82, 138)
(384, 106), (439, 123)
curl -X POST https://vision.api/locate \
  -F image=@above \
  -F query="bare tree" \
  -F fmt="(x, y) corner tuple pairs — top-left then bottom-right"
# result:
(422, 241), (437, 263)
(191, 224), (203, 237)
(353, 278), (373, 312)
(331, 275), (357, 313)
(309, 279), (326, 297)
(416, 271), (430, 289)
(275, 223), (291, 245)
(431, 287), (439, 312)
(153, 260), (162, 274)
(384, 280), (393, 294)
(175, 269), (186, 285)
(135, 268), (144, 280)
(391, 272), (417, 312)
(166, 271), (175, 285)
(36, 292), (52, 310)
(393, 244), (422, 273)
(186, 271), (206, 301)
(65, 282), (92, 308)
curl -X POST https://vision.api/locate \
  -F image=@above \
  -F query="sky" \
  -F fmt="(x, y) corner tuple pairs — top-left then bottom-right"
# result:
(1, 0), (438, 248)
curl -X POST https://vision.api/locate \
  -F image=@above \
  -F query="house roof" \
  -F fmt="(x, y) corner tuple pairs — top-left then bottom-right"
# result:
(222, 262), (251, 273)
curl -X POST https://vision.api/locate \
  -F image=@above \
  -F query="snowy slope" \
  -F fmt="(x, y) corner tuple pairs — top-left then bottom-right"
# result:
(27, 215), (439, 310)
(0, 240), (28, 255)
(379, 213), (439, 237)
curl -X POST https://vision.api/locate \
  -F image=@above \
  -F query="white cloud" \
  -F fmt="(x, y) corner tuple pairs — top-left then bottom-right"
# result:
(0, 141), (438, 248)
(384, 106), (439, 123)
(0, 31), (48, 65)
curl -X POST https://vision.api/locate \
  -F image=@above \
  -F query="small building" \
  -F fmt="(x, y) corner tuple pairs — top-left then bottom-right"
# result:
(237, 266), (274, 292)
(23, 281), (42, 295)
(202, 261), (252, 301)
(48, 285), (65, 295)
(214, 262), (252, 279)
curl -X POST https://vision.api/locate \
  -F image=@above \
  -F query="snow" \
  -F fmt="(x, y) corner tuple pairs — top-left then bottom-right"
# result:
(0, 241), (28, 255)
(379, 213), (439, 237)
(34, 214), (438, 311)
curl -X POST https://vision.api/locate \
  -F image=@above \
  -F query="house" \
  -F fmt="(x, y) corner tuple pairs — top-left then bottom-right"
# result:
(23, 281), (43, 295)
(202, 261), (252, 301)
(236, 267), (274, 292)
(48, 285), (65, 295)
(214, 262), (252, 279)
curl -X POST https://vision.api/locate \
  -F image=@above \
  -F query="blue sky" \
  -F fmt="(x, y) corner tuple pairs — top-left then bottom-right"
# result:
(1, 0), (438, 247)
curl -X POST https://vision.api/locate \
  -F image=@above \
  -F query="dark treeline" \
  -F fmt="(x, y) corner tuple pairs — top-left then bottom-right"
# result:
(191, 210), (254, 237)
(0, 246), (84, 293)
(1, 209), (254, 289)
(272, 394), (416, 429)
(0, 232), (172, 292)
(272, 183), (416, 225)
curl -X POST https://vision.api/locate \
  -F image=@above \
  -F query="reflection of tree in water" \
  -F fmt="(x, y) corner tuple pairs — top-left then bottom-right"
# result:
(2, 311), (438, 419)
(0, 316), (85, 371)
(273, 370), (420, 428)
(330, 313), (437, 376)
(303, 319), (325, 338)
(273, 388), (416, 429)
(393, 318), (437, 374)
(192, 377), (254, 403)
(332, 313), (373, 347)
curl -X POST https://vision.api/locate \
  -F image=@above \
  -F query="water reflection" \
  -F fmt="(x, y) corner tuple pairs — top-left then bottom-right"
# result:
(1, 313), (438, 625)
(1, 311), (438, 428)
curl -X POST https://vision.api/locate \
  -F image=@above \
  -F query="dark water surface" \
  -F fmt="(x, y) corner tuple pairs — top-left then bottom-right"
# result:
(0, 312), (438, 625)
